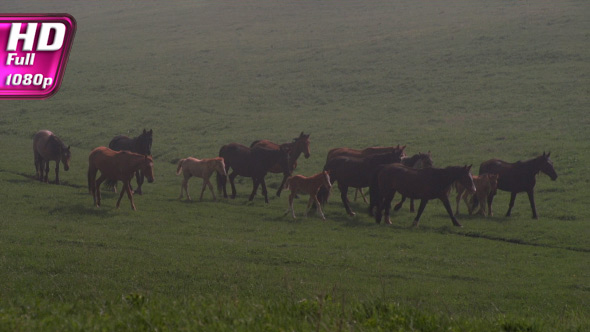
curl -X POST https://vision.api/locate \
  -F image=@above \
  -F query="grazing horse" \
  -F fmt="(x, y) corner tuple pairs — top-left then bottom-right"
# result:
(250, 132), (311, 197)
(88, 147), (154, 211)
(479, 152), (557, 219)
(318, 149), (405, 216)
(217, 143), (291, 203)
(284, 171), (332, 221)
(32, 130), (71, 184)
(108, 128), (153, 194)
(454, 173), (498, 217)
(176, 157), (227, 201)
(372, 164), (475, 227)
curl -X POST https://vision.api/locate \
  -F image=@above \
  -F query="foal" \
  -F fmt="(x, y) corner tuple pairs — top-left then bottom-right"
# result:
(285, 171), (332, 221)
(454, 173), (498, 217)
(176, 157), (227, 201)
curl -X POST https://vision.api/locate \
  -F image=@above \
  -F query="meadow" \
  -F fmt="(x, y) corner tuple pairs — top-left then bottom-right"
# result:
(0, 1), (589, 330)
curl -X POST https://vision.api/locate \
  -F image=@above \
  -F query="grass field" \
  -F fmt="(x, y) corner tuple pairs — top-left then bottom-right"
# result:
(1, 1), (589, 330)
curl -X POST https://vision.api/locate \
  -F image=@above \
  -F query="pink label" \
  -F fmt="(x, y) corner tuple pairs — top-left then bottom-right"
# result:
(0, 14), (76, 99)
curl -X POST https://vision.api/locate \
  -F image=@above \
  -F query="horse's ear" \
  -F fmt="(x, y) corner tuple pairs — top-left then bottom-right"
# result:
(401, 145), (406, 151)
(466, 164), (472, 171)
(428, 150), (431, 156)
(547, 152), (551, 157)
(299, 131), (304, 137)
(67, 145), (71, 151)
(149, 129), (153, 135)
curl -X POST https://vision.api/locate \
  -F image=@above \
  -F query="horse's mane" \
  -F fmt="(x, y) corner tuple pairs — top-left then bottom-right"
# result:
(47, 134), (68, 150)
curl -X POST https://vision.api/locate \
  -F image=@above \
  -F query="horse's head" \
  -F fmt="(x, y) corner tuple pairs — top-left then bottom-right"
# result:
(142, 155), (155, 183)
(61, 145), (71, 171)
(136, 129), (153, 155)
(459, 165), (476, 194)
(322, 170), (332, 190)
(396, 144), (407, 158)
(415, 151), (434, 169)
(293, 132), (311, 159)
(540, 152), (558, 181)
(488, 173), (499, 192)
(391, 146), (405, 163)
(216, 157), (228, 177)
(278, 145), (293, 176)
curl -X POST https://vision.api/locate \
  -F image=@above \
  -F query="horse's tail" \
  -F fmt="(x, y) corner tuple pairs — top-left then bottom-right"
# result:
(176, 158), (185, 175)
(316, 163), (332, 204)
(216, 169), (225, 193)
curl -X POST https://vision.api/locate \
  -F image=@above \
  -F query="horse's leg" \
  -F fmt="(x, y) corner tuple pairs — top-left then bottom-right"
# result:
(441, 196), (462, 227)
(305, 196), (314, 216)
(44, 160), (50, 182)
(383, 191), (395, 225)
(476, 192), (486, 216)
(409, 199), (415, 213)
(487, 192), (495, 217)
(506, 192), (517, 217)
(527, 190), (538, 219)
(34, 154), (41, 180)
(288, 192), (296, 219)
(276, 174), (288, 197)
(116, 181), (127, 208)
(260, 177), (269, 203)
(206, 178), (216, 201)
(134, 170), (143, 195)
(358, 188), (369, 204)
(338, 183), (355, 216)
(95, 174), (106, 207)
(412, 199), (429, 227)
(315, 196), (326, 220)
(249, 178), (260, 201)
(393, 195), (406, 211)
(228, 171), (238, 199)
(199, 178), (208, 201)
(54, 161), (60, 184)
(455, 190), (462, 216)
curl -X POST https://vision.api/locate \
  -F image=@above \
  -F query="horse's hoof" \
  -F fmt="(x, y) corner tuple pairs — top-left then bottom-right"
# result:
(348, 212), (356, 217)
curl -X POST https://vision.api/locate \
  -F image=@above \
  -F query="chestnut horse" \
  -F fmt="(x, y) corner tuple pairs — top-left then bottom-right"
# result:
(88, 147), (154, 210)
(372, 164), (475, 227)
(217, 143), (291, 203)
(32, 130), (71, 184)
(454, 173), (498, 217)
(479, 152), (557, 219)
(318, 149), (405, 216)
(176, 157), (227, 201)
(285, 171), (332, 221)
(250, 132), (310, 197)
(108, 128), (153, 194)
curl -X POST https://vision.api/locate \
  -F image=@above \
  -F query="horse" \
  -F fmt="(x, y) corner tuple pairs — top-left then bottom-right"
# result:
(250, 132), (311, 197)
(32, 130), (71, 184)
(478, 152), (557, 219)
(454, 173), (498, 217)
(325, 144), (406, 203)
(372, 164), (475, 227)
(88, 147), (154, 211)
(217, 143), (291, 203)
(284, 170), (332, 221)
(108, 128), (153, 194)
(318, 149), (405, 217)
(176, 157), (227, 201)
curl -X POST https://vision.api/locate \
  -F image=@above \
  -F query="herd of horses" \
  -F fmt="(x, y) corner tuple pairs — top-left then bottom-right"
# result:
(32, 129), (558, 226)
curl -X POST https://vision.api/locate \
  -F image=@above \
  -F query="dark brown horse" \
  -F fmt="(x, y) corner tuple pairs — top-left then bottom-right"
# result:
(479, 152), (557, 219)
(108, 128), (153, 194)
(32, 130), (71, 184)
(372, 164), (475, 227)
(250, 132), (311, 197)
(318, 149), (405, 216)
(217, 143), (291, 203)
(88, 147), (154, 211)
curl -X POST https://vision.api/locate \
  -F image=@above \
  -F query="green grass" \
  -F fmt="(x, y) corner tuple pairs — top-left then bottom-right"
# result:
(1, 1), (589, 330)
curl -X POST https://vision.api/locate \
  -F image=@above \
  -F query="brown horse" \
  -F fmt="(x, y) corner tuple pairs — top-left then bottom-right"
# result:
(217, 143), (291, 203)
(372, 164), (475, 227)
(32, 130), (71, 184)
(285, 170), (332, 221)
(479, 152), (557, 219)
(250, 132), (310, 197)
(326, 144), (406, 161)
(176, 157), (227, 201)
(88, 147), (154, 210)
(318, 149), (405, 216)
(454, 173), (498, 217)
(108, 129), (153, 195)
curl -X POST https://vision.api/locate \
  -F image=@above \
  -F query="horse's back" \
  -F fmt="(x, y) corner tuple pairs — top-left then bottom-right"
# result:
(250, 139), (279, 149)
(108, 135), (131, 151)
(33, 130), (58, 157)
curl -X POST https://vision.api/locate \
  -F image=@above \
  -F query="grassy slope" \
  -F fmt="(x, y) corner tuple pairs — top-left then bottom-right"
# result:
(0, 1), (589, 330)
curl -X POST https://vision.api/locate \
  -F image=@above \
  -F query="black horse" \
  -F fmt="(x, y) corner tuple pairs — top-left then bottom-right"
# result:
(217, 143), (291, 203)
(479, 152), (557, 219)
(317, 150), (404, 216)
(108, 128), (153, 194)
